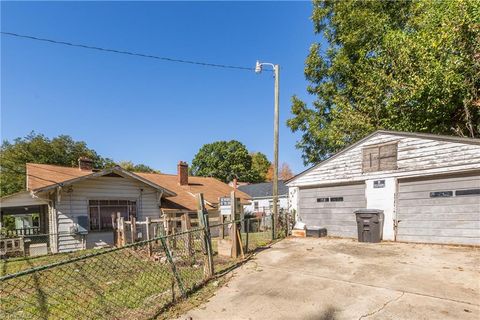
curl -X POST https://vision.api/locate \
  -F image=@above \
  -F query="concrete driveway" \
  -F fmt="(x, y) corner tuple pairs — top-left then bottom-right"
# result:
(181, 237), (480, 320)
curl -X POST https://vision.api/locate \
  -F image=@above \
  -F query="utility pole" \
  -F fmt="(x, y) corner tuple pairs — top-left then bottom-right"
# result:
(255, 61), (280, 239)
(272, 64), (279, 239)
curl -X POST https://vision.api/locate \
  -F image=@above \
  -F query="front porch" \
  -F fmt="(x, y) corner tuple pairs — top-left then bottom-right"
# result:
(1, 205), (49, 236)
(0, 192), (51, 257)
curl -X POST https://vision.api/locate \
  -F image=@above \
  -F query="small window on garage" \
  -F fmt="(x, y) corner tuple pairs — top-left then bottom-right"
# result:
(362, 142), (398, 173)
(317, 197), (344, 202)
(455, 189), (480, 196)
(430, 191), (453, 198)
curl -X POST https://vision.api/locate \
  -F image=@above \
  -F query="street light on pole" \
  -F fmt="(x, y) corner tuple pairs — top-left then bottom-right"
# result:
(255, 60), (279, 239)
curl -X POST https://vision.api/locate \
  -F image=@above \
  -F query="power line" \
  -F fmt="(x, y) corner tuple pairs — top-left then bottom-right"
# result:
(1, 31), (258, 71)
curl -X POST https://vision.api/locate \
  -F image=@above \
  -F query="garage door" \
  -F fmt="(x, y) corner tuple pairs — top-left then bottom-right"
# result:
(397, 173), (480, 245)
(298, 183), (366, 237)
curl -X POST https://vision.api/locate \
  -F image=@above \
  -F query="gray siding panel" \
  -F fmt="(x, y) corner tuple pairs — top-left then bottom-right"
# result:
(397, 174), (480, 245)
(55, 176), (162, 252)
(299, 184), (366, 237)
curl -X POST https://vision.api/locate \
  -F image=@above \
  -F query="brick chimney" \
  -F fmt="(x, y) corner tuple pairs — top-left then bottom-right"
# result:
(78, 157), (94, 171)
(177, 161), (189, 185)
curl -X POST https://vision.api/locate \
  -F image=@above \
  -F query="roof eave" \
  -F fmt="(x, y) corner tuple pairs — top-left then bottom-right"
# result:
(286, 130), (480, 186)
(32, 167), (177, 197)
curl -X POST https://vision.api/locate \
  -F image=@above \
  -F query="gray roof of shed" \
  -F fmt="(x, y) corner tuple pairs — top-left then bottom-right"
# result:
(238, 181), (288, 198)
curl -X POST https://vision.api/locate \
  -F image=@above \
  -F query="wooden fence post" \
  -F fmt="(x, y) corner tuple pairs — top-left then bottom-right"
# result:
(196, 193), (214, 278)
(220, 215), (225, 239)
(181, 213), (193, 256)
(130, 216), (137, 243)
(146, 217), (152, 256)
(119, 217), (126, 246)
(115, 212), (121, 247)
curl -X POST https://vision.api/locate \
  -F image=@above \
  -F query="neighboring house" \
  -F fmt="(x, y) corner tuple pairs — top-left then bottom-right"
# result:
(287, 130), (480, 245)
(0, 159), (249, 253)
(238, 181), (289, 215)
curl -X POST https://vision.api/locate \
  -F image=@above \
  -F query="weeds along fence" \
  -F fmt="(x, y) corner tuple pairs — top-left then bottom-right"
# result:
(0, 211), (293, 320)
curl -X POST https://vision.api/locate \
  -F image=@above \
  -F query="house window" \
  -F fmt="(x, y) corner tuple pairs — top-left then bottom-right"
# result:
(430, 191), (453, 198)
(89, 200), (136, 231)
(456, 189), (480, 196)
(362, 142), (398, 173)
(269, 200), (280, 209)
(254, 201), (259, 211)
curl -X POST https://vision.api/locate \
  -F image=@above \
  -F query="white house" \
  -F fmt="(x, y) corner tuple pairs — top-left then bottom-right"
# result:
(0, 159), (249, 253)
(287, 130), (480, 245)
(238, 181), (289, 215)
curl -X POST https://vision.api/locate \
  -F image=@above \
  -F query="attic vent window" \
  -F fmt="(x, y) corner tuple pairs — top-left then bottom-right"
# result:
(362, 142), (398, 173)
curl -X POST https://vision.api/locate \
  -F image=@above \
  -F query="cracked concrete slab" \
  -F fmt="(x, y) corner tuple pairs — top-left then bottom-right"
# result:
(179, 238), (480, 320)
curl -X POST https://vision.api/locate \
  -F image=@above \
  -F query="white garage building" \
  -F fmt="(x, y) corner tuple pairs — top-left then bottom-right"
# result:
(287, 131), (480, 245)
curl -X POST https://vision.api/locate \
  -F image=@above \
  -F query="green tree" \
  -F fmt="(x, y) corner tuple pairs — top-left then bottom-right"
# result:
(288, 0), (480, 165)
(250, 152), (271, 181)
(0, 132), (110, 196)
(116, 161), (159, 173)
(190, 140), (263, 183)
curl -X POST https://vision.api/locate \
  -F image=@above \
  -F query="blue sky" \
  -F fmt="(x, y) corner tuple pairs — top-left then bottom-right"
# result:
(1, 1), (322, 175)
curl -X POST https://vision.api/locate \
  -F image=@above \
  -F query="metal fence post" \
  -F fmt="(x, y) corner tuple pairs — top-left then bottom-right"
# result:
(271, 213), (275, 240)
(246, 218), (250, 253)
(285, 212), (289, 237)
(196, 193), (214, 278)
(160, 236), (186, 298)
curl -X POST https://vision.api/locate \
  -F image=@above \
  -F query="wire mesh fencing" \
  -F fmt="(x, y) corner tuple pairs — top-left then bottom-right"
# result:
(0, 213), (292, 320)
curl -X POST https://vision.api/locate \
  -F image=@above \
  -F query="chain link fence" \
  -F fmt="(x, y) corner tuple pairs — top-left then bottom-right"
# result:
(0, 213), (292, 320)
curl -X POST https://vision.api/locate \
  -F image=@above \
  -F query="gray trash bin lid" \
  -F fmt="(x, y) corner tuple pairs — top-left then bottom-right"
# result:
(354, 209), (384, 214)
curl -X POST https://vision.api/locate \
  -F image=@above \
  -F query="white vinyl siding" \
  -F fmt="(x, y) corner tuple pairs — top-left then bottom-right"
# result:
(288, 133), (480, 187)
(54, 176), (162, 252)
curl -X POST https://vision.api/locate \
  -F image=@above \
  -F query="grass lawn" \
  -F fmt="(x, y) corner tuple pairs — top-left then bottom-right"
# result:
(1, 245), (206, 320)
(0, 230), (276, 320)
(1, 248), (102, 276)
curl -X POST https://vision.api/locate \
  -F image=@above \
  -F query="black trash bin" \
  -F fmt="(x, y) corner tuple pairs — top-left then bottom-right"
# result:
(354, 209), (384, 243)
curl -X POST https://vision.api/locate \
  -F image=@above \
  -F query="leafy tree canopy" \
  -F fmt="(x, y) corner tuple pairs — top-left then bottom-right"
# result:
(250, 152), (271, 181)
(0, 132), (155, 196)
(116, 161), (159, 173)
(288, 0), (480, 165)
(190, 140), (265, 183)
(279, 163), (294, 181)
(266, 162), (295, 181)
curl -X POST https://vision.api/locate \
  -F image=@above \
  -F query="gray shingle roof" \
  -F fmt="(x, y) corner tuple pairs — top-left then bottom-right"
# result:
(238, 181), (288, 198)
